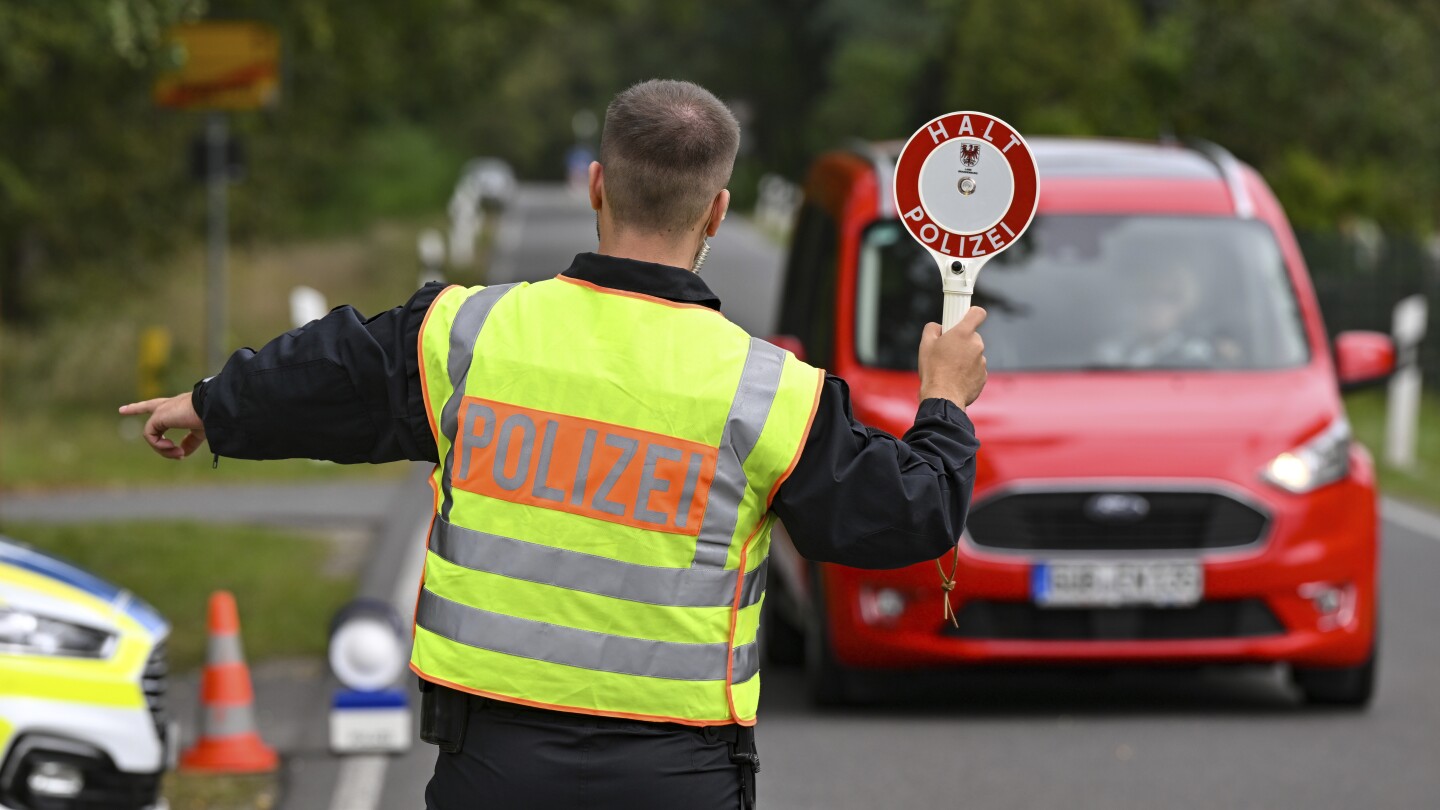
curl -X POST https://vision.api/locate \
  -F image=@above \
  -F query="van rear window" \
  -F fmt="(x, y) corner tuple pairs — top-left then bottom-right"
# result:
(854, 216), (1311, 372)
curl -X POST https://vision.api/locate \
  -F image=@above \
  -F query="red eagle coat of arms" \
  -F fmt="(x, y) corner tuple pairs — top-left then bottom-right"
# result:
(960, 143), (980, 169)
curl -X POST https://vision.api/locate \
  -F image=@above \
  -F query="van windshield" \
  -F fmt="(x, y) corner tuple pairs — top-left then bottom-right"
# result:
(854, 216), (1311, 372)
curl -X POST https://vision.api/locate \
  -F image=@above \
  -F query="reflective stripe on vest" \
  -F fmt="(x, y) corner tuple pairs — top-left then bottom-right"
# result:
(693, 340), (785, 568)
(438, 283), (520, 521)
(411, 278), (821, 726)
(417, 587), (759, 683)
(427, 517), (768, 609)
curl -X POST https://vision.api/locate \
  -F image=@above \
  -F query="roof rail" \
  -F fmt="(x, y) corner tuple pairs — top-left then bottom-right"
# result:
(845, 139), (896, 218)
(1187, 139), (1255, 218)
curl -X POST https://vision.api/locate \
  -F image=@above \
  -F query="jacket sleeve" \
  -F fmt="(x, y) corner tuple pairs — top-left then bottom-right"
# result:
(193, 283), (445, 464)
(770, 374), (980, 569)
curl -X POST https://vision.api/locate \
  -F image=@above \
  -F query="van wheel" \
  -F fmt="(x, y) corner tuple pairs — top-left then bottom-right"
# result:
(1292, 642), (1377, 708)
(761, 575), (805, 668)
(805, 572), (854, 706)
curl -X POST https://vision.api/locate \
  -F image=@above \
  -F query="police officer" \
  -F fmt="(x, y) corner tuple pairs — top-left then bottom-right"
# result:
(120, 79), (988, 810)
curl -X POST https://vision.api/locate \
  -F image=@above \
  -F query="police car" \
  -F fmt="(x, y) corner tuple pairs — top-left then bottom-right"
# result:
(0, 535), (170, 810)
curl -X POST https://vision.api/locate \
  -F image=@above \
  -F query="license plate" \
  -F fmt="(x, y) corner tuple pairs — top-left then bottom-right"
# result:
(1032, 560), (1202, 608)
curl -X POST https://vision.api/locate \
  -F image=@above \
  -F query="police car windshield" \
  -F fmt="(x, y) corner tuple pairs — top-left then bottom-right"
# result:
(854, 215), (1311, 372)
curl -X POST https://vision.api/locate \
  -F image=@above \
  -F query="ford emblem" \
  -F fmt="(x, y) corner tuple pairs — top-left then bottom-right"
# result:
(1085, 493), (1151, 523)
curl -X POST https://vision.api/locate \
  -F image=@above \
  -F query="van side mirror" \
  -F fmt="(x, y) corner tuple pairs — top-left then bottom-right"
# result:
(1335, 331), (1396, 390)
(769, 335), (807, 362)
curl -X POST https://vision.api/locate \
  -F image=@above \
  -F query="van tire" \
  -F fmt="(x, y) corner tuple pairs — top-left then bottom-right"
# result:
(805, 571), (854, 706)
(761, 574), (805, 668)
(1292, 641), (1377, 708)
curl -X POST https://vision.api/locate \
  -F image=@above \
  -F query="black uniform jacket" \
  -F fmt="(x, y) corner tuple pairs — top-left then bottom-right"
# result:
(194, 252), (980, 570)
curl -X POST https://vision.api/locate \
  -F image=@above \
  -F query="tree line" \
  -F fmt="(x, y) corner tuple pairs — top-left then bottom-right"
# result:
(2, 0), (1436, 322)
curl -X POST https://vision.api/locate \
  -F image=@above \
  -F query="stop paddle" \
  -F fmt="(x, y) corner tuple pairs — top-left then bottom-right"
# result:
(893, 111), (1040, 330)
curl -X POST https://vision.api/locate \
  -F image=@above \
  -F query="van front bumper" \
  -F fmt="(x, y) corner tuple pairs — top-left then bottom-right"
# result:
(821, 477), (1378, 671)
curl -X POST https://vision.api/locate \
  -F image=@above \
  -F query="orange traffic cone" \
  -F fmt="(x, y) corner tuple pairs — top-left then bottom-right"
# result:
(180, 591), (279, 773)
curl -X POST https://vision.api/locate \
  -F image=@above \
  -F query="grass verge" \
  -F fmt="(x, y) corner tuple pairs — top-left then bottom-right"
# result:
(0, 521), (356, 671)
(164, 773), (278, 810)
(1343, 387), (1440, 509)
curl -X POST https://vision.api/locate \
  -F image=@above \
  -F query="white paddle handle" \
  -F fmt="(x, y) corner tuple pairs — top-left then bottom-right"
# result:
(942, 290), (971, 331)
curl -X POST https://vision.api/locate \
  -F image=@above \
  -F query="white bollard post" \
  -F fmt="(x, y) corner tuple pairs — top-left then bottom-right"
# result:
(1385, 294), (1428, 470)
(447, 172), (482, 269)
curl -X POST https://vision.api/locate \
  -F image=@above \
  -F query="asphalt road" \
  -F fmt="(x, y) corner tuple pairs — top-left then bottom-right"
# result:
(487, 183), (787, 335)
(758, 503), (1440, 810)
(354, 184), (1440, 810)
(0, 481), (405, 528)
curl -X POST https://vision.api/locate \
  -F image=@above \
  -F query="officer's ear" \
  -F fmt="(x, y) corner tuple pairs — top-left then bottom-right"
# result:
(588, 161), (604, 212)
(704, 189), (730, 238)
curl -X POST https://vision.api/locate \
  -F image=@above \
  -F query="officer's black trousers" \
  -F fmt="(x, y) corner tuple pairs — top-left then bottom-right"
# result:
(423, 698), (748, 809)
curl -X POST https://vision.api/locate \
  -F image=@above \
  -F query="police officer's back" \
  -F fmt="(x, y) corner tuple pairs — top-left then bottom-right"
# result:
(121, 79), (989, 810)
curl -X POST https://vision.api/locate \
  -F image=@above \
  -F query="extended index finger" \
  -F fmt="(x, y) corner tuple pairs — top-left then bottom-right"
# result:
(119, 398), (168, 416)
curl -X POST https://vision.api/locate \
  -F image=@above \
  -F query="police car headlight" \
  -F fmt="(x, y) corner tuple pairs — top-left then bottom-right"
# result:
(1261, 418), (1351, 494)
(0, 607), (115, 658)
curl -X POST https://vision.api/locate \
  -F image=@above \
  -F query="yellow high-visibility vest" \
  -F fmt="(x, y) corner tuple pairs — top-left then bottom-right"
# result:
(411, 275), (822, 726)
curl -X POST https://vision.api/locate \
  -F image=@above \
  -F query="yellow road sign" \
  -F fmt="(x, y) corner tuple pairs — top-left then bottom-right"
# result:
(154, 22), (280, 110)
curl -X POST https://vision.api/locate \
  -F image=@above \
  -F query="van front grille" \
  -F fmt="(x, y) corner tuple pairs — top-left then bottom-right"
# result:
(946, 599), (1284, 641)
(966, 490), (1269, 553)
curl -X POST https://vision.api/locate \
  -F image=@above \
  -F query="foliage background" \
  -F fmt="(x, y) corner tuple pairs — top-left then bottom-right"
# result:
(3, 0), (1436, 322)
(2, 0), (1438, 433)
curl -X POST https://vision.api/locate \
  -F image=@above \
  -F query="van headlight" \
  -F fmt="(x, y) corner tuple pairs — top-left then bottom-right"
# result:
(1261, 418), (1352, 494)
(0, 607), (115, 658)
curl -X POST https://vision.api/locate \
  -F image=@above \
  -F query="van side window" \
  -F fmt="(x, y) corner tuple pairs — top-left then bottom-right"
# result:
(779, 203), (838, 368)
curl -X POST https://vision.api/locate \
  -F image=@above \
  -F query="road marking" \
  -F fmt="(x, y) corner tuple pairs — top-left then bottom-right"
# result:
(394, 512), (432, 618)
(1382, 497), (1440, 542)
(327, 755), (389, 810)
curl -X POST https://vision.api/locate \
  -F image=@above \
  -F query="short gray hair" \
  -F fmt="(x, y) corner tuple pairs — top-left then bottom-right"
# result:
(599, 79), (740, 235)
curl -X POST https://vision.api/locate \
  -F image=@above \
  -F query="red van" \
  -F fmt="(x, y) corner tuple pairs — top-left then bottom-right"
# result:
(767, 138), (1393, 706)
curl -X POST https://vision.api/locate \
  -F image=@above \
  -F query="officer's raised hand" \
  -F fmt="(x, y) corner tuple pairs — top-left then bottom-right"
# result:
(118, 393), (206, 460)
(917, 306), (988, 408)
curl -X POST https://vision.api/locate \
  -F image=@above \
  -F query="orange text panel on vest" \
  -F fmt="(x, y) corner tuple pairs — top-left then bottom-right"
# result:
(452, 397), (718, 535)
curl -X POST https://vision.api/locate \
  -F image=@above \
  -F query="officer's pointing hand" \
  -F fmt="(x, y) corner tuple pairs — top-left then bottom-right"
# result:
(917, 306), (988, 409)
(119, 393), (207, 460)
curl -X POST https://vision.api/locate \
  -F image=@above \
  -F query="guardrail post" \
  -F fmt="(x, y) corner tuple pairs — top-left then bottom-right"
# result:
(204, 112), (230, 373)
